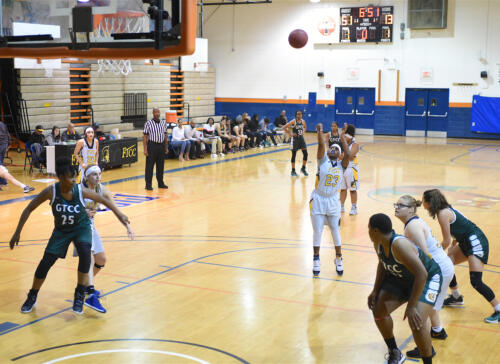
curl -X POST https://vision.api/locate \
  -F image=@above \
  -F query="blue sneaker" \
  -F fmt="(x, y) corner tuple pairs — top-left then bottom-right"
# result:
(84, 293), (106, 313)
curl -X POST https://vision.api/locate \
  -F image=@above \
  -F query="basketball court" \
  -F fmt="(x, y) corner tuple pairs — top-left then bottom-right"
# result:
(0, 0), (499, 363)
(1, 135), (499, 363)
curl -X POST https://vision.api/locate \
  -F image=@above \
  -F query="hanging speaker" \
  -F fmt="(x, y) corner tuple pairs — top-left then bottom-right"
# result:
(480, 71), (488, 79)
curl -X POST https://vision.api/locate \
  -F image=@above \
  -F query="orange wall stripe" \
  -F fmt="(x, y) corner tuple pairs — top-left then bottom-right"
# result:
(215, 98), (471, 108)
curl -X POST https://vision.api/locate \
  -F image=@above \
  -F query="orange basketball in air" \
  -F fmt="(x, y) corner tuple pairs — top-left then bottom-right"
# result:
(288, 29), (308, 49)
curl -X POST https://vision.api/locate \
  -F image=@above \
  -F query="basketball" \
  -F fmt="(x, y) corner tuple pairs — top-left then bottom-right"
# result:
(288, 29), (308, 49)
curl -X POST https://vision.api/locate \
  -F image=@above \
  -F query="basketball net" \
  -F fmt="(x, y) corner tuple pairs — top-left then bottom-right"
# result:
(93, 13), (148, 76)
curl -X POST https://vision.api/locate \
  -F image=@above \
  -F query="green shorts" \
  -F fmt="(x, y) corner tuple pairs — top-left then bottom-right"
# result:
(381, 272), (443, 307)
(46, 226), (92, 258)
(458, 231), (489, 264)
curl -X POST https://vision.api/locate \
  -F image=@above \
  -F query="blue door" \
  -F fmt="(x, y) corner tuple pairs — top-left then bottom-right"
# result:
(405, 88), (449, 137)
(355, 88), (375, 130)
(427, 89), (449, 137)
(335, 88), (356, 127)
(405, 89), (428, 136)
(335, 87), (375, 132)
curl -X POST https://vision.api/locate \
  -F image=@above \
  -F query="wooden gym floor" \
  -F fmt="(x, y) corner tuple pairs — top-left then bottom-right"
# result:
(0, 134), (499, 363)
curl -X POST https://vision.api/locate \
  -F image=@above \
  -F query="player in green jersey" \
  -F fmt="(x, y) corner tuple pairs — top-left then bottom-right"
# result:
(9, 158), (132, 315)
(368, 213), (441, 364)
(422, 189), (500, 324)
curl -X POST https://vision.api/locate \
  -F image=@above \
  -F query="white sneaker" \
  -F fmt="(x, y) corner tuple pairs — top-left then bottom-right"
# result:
(219, 153), (225, 158)
(349, 206), (357, 215)
(313, 259), (320, 276)
(211, 153), (218, 159)
(340, 205), (345, 213)
(334, 257), (344, 275)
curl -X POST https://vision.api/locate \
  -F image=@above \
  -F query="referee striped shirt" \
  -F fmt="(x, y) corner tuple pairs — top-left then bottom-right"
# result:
(143, 118), (168, 143)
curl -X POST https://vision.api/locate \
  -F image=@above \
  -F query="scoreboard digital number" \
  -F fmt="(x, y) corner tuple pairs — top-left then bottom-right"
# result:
(340, 6), (394, 43)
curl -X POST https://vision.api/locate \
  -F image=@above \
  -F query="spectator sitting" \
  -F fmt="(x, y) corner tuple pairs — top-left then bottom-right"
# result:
(260, 118), (278, 147)
(248, 114), (264, 148)
(61, 122), (81, 142)
(29, 125), (46, 168)
(218, 116), (236, 153)
(231, 116), (247, 151)
(44, 126), (61, 146)
(94, 124), (106, 141)
(184, 119), (202, 159)
(203, 117), (224, 158)
(274, 110), (289, 143)
(0, 121), (11, 186)
(171, 122), (191, 161)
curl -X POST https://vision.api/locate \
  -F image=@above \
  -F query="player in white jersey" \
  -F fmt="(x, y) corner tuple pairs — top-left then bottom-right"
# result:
(79, 165), (134, 313)
(74, 127), (99, 182)
(394, 194), (455, 359)
(310, 123), (350, 276)
(340, 124), (359, 215)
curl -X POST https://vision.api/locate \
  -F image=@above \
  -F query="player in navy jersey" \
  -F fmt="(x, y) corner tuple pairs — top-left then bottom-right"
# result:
(284, 110), (308, 177)
(9, 158), (133, 315)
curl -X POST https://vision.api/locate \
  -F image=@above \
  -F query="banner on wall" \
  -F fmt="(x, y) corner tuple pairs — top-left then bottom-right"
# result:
(471, 95), (500, 134)
(309, 8), (340, 44)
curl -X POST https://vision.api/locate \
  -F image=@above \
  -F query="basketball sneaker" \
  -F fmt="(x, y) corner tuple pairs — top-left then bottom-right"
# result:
(484, 311), (500, 324)
(72, 290), (85, 314)
(334, 257), (344, 276)
(23, 186), (35, 193)
(84, 293), (107, 313)
(349, 206), (358, 215)
(443, 294), (464, 307)
(211, 153), (218, 159)
(406, 346), (436, 359)
(313, 259), (320, 276)
(431, 327), (448, 339)
(291, 170), (298, 177)
(385, 348), (405, 364)
(20, 292), (37, 313)
(300, 167), (309, 176)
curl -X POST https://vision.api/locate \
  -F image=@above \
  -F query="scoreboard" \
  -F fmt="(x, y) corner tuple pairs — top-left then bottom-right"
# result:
(340, 6), (394, 43)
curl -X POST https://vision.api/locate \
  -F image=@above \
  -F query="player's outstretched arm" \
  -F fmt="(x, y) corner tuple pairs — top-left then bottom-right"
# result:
(101, 186), (135, 240)
(392, 238), (428, 330)
(9, 186), (53, 249)
(316, 123), (325, 159)
(82, 188), (130, 231)
(339, 132), (350, 169)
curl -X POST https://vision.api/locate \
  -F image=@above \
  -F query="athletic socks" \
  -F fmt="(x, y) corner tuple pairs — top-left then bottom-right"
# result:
(451, 288), (461, 299)
(431, 326), (443, 333)
(494, 304), (500, 312)
(29, 288), (39, 297)
(384, 337), (397, 351)
(86, 285), (95, 295)
(313, 254), (320, 260)
(422, 356), (433, 364)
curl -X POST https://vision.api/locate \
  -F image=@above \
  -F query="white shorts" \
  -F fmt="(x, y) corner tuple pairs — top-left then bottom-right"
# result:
(309, 192), (341, 216)
(340, 166), (359, 191)
(72, 221), (105, 256)
(433, 255), (455, 311)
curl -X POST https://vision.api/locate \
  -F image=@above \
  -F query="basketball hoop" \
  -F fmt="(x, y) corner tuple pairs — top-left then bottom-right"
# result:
(92, 11), (149, 76)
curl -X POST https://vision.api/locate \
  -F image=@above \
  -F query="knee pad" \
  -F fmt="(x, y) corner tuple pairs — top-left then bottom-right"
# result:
(291, 150), (297, 163)
(34, 253), (58, 279)
(302, 149), (308, 161)
(94, 263), (105, 269)
(75, 242), (92, 274)
(470, 271), (495, 302)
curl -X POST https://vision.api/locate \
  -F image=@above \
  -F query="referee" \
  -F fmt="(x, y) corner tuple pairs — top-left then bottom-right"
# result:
(143, 107), (169, 190)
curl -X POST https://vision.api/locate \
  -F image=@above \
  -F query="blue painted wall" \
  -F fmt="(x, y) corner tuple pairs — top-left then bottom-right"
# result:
(215, 101), (500, 140)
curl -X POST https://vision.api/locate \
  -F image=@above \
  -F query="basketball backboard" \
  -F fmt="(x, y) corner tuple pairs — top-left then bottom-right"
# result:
(0, 0), (196, 59)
